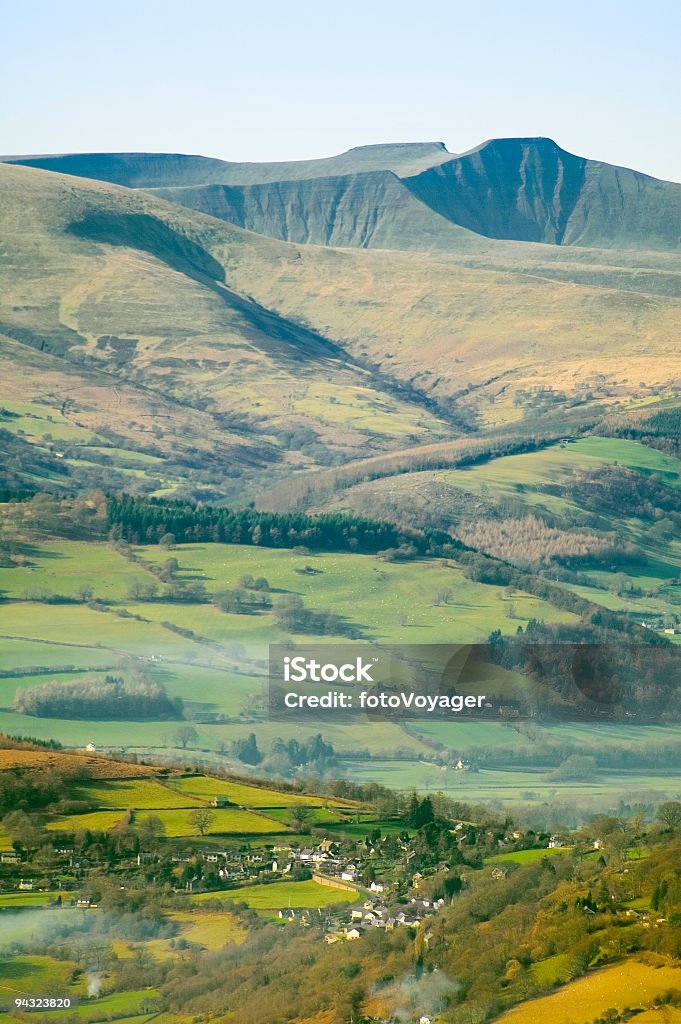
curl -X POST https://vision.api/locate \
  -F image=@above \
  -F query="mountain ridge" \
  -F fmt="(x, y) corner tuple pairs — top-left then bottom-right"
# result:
(5, 136), (680, 253)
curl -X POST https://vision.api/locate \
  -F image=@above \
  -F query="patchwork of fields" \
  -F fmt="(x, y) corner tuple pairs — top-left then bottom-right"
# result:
(33, 770), (348, 839)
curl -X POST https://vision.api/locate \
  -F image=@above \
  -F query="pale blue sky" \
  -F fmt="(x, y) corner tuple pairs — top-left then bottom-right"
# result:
(3, 0), (681, 180)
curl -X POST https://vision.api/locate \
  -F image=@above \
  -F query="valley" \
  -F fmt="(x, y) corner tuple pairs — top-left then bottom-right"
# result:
(2, 132), (681, 1024)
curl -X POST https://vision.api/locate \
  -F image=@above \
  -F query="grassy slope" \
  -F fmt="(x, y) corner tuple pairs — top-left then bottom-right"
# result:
(1, 529), (680, 784)
(0, 537), (577, 756)
(191, 879), (356, 910)
(495, 958), (681, 1024)
(310, 436), (681, 621)
(4, 162), (681, 502)
(0, 162), (454, 498)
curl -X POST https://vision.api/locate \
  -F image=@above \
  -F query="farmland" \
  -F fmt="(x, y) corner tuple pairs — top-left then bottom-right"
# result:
(46, 810), (127, 833)
(73, 779), (203, 810)
(495, 957), (681, 1024)
(192, 879), (357, 910)
(134, 807), (283, 836)
(486, 847), (573, 864)
(0, 890), (70, 908)
(27, 770), (359, 837)
(168, 775), (342, 808)
(112, 911), (245, 960)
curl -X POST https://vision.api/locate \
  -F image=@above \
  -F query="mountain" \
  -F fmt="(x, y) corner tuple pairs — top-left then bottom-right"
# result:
(2, 158), (681, 502)
(148, 172), (481, 250)
(0, 142), (452, 187)
(6, 138), (681, 253)
(403, 137), (681, 249)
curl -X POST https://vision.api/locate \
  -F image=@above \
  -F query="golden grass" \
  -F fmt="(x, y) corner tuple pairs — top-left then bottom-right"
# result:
(496, 958), (681, 1024)
(0, 748), (158, 777)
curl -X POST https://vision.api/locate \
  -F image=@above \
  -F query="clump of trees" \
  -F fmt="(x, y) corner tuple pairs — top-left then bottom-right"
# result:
(454, 513), (628, 570)
(232, 733), (262, 765)
(266, 734), (336, 776)
(13, 675), (183, 720)
(273, 594), (361, 637)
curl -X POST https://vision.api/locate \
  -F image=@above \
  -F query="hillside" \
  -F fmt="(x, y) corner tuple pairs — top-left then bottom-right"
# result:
(0, 162), (457, 499)
(148, 171), (482, 251)
(4, 161), (681, 506)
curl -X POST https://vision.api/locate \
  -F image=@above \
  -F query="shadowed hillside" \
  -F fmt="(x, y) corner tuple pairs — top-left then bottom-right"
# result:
(403, 137), (681, 250)
(148, 172), (481, 251)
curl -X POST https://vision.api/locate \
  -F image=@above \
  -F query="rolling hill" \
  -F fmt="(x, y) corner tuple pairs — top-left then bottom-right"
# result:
(0, 162), (456, 498)
(2, 151), (681, 501)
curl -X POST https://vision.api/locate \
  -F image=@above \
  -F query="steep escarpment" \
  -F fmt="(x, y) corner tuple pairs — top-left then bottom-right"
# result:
(149, 172), (481, 250)
(404, 137), (681, 250)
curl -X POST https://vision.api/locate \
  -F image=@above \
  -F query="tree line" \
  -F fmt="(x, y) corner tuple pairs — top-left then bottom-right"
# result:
(106, 493), (462, 558)
(13, 674), (183, 721)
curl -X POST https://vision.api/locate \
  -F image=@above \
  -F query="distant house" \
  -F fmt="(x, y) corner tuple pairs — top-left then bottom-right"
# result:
(1, 851), (20, 864)
(18, 880), (35, 891)
(213, 796), (232, 807)
(346, 926), (364, 940)
(369, 881), (385, 893)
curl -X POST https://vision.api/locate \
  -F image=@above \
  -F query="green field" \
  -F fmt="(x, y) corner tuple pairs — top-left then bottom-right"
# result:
(0, 953), (84, 1000)
(112, 911), (245, 962)
(136, 541), (578, 643)
(192, 879), (356, 909)
(530, 952), (572, 986)
(0, 535), (581, 767)
(0, 541), (150, 603)
(168, 775), (340, 809)
(18, 989), (161, 1022)
(0, 890), (70, 908)
(135, 807), (284, 837)
(73, 779), (203, 810)
(486, 847), (573, 864)
(46, 810), (126, 833)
